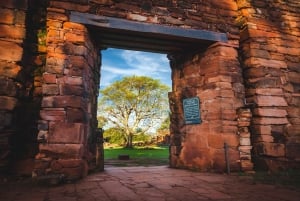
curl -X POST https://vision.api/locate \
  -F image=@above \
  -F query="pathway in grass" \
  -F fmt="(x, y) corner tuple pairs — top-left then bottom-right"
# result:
(104, 146), (169, 167)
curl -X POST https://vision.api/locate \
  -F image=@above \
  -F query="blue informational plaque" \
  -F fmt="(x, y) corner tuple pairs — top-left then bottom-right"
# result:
(183, 97), (201, 124)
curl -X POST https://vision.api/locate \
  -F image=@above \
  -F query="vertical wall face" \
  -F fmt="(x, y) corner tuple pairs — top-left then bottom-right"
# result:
(169, 43), (251, 172)
(33, 1), (100, 179)
(237, 0), (300, 171)
(0, 0), (28, 173)
(0, 0), (45, 174)
(2, 0), (299, 178)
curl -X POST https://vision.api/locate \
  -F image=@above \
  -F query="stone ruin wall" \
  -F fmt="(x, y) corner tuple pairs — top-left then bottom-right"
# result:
(237, 0), (300, 171)
(0, 0), (299, 179)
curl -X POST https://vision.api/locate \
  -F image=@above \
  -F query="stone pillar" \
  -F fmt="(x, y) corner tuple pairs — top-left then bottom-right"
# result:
(169, 42), (249, 172)
(33, 1), (100, 180)
(237, 0), (300, 171)
(0, 0), (28, 173)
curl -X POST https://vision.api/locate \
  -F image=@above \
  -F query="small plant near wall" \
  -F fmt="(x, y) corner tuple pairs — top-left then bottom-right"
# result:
(37, 28), (47, 46)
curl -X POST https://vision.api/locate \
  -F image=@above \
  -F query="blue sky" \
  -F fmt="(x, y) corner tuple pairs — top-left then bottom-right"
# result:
(100, 48), (171, 89)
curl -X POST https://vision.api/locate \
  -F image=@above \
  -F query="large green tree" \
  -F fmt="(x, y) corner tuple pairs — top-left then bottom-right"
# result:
(98, 75), (170, 148)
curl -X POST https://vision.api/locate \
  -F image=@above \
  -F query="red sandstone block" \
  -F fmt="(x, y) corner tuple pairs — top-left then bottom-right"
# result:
(253, 108), (287, 117)
(248, 49), (270, 59)
(252, 134), (274, 143)
(53, 95), (84, 108)
(254, 88), (283, 96)
(64, 32), (85, 44)
(255, 142), (285, 157)
(41, 96), (54, 107)
(43, 73), (57, 84)
(0, 78), (17, 96)
(63, 22), (86, 30)
(211, 0), (238, 10)
(0, 8), (14, 24)
(0, 0), (27, 9)
(0, 62), (21, 78)
(62, 42), (88, 56)
(47, 11), (68, 21)
(0, 96), (17, 110)
(248, 29), (281, 38)
(240, 137), (251, 146)
(288, 72), (300, 84)
(58, 76), (83, 86)
(252, 117), (289, 125)
(286, 125), (300, 136)
(0, 25), (25, 39)
(245, 57), (287, 69)
(277, 46), (300, 56)
(252, 125), (272, 135)
(286, 143), (300, 160)
(220, 90), (234, 98)
(50, 1), (90, 12)
(66, 108), (85, 123)
(40, 109), (66, 121)
(255, 95), (287, 106)
(39, 143), (84, 159)
(58, 159), (84, 168)
(67, 55), (87, 69)
(47, 20), (63, 28)
(207, 75), (232, 83)
(0, 41), (23, 61)
(287, 107), (300, 117)
(45, 65), (64, 74)
(48, 122), (85, 144)
(59, 84), (84, 96)
(42, 84), (59, 95)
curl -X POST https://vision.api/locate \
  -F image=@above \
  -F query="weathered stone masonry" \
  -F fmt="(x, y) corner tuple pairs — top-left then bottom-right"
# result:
(0, 0), (299, 179)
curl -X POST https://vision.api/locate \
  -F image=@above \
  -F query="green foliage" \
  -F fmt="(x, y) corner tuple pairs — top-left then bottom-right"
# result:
(158, 116), (170, 131)
(133, 133), (151, 142)
(104, 146), (169, 159)
(98, 75), (170, 147)
(103, 127), (125, 145)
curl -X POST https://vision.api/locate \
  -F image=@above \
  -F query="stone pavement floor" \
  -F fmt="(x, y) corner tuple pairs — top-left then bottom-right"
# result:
(0, 166), (300, 201)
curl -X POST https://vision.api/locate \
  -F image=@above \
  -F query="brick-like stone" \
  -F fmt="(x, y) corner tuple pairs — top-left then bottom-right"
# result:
(0, 62), (21, 78)
(255, 95), (288, 107)
(253, 108), (287, 117)
(286, 125), (300, 136)
(57, 76), (83, 86)
(0, 78), (17, 96)
(245, 57), (287, 69)
(252, 117), (289, 125)
(0, 41), (23, 61)
(66, 108), (86, 123)
(252, 125), (272, 135)
(42, 84), (59, 95)
(43, 73), (57, 84)
(254, 142), (285, 157)
(0, 8), (14, 24)
(254, 88), (284, 96)
(0, 96), (17, 110)
(48, 122), (85, 144)
(59, 84), (84, 96)
(0, 25), (25, 39)
(39, 144), (84, 159)
(50, 1), (90, 12)
(53, 96), (84, 108)
(40, 109), (66, 121)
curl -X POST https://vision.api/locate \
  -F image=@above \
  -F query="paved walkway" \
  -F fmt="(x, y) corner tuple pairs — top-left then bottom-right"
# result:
(1, 166), (300, 201)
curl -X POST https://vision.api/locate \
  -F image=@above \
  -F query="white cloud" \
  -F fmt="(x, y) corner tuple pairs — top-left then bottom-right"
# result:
(100, 49), (171, 88)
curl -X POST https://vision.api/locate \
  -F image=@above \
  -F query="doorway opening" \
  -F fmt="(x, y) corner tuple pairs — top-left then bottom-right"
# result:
(98, 48), (171, 168)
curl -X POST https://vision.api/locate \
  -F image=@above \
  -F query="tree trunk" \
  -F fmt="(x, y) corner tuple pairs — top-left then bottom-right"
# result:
(126, 134), (133, 148)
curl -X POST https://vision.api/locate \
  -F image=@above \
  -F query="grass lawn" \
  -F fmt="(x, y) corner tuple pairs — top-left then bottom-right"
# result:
(104, 145), (169, 167)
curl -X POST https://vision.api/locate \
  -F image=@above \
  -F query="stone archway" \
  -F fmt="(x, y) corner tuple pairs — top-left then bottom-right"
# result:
(4, 0), (299, 181)
(32, 6), (252, 179)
